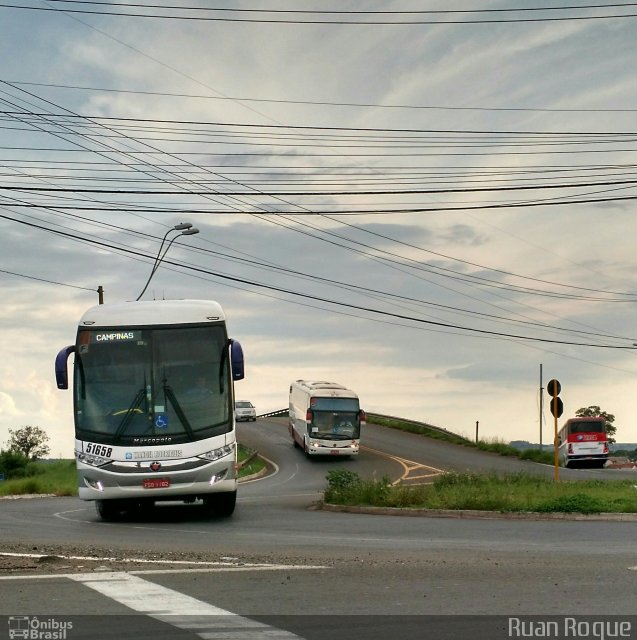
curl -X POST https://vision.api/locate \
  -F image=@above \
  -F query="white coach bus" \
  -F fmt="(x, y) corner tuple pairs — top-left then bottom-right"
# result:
(288, 380), (365, 457)
(55, 299), (244, 520)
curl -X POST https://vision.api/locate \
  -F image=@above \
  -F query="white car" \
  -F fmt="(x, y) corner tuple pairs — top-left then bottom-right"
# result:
(235, 400), (257, 422)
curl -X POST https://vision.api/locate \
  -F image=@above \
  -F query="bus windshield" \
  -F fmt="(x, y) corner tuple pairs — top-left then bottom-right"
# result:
(569, 420), (604, 434)
(74, 324), (231, 445)
(309, 397), (361, 440)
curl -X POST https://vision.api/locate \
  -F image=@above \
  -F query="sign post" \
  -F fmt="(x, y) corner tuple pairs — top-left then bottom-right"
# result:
(547, 379), (563, 481)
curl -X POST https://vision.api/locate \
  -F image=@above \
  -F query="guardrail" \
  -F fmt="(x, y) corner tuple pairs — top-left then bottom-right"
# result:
(257, 408), (289, 419)
(255, 409), (466, 441)
(366, 412), (467, 441)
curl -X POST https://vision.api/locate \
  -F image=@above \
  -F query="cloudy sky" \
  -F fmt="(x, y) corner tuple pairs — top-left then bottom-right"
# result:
(1, 1), (637, 457)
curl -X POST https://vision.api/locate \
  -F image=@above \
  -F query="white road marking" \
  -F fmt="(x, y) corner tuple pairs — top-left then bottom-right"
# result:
(0, 552), (325, 569)
(0, 553), (328, 581)
(70, 572), (302, 639)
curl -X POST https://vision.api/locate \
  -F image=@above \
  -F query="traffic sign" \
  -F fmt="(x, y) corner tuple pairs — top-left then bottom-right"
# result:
(547, 379), (561, 396)
(547, 379), (563, 418)
(550, 397), (564, 418)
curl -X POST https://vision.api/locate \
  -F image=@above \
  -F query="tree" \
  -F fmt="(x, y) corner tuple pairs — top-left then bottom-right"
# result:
(575, 406), (617, 443)
(0, 449), (30, 478)
(6, 425), (50, 460)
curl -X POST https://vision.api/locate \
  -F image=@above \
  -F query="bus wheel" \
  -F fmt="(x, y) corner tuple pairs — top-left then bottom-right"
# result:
(95, 499), (123, 522)
(203, 491), (236, 517)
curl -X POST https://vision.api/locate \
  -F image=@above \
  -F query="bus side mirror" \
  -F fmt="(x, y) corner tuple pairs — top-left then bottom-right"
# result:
(55, 345), (75, 389)
(230, 339), (244, 381)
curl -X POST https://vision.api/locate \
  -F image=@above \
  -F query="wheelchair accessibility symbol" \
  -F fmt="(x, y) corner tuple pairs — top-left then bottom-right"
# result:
(155, 413), (168, 429)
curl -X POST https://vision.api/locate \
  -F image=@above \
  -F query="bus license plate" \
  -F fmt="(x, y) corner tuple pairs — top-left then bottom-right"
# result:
(143, 478), (170, 489)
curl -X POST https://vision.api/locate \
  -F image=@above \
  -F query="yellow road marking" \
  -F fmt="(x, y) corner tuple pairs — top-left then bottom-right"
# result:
(361, 445), (445, 485)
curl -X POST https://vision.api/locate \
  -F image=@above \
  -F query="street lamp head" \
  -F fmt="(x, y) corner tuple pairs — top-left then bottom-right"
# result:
(135, 223), (199, 301)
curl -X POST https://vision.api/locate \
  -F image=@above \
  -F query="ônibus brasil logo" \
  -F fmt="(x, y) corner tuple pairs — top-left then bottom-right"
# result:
(8, 616), (73, 639)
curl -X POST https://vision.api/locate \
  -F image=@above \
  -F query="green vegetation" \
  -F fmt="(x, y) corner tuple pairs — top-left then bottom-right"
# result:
(237, 444), (266, 477)
(0, 450), (33, 479)
(367, 414), (555, 464)
(368, 414), (470, 445)
(612, 449), (637, 461)
(324, 469), (637, 514)
(0, 459), (76, 497)
(474, 438), (554, 464)
(5, 425), (51, 460)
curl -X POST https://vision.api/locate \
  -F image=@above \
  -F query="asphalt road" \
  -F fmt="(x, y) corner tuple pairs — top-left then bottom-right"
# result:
(1, 417), (636, 640)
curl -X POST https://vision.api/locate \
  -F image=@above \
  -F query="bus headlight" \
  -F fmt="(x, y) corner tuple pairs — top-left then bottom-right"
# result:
(198, 443), (235, 461)
(209, 469), (228, 484)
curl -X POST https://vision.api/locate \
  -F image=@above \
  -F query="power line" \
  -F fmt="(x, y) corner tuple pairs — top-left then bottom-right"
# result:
(37, 1), (637, 15)
(10, 81), (637, 114)
(2, 82), (632, 330)
(5, 193), (637, 214)
(4, 109), (637, 134)
(3, 1), (637, 24)
(1, 210), (634, 350)
(5, 178), (637, 196)
(2, 11), (632, 350)
(0, 267), (96, 292)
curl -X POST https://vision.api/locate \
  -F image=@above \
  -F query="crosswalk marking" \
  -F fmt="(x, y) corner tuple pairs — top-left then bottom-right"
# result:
(70, 572), (302, 639)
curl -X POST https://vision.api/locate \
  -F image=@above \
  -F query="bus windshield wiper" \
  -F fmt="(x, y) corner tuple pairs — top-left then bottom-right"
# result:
(112, 388), (146, 444)
(163, 381), (195, 439)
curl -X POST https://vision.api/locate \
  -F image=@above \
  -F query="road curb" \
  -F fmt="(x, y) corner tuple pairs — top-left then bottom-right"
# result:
(319, 502), (637, 521)
(238, 466), (268, 483)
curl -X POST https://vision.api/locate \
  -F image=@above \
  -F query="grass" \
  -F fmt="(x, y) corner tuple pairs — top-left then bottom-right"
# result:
(237, 444), (266, 477)
(0, 459), (76, 497)
(323, 469), (637, 514)
(368, 414), (470, 446)
(0, 444), (266, 497)
(368, 414), (555, 465)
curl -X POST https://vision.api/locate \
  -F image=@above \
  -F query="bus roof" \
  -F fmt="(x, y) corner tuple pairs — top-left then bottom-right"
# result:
(78, 299), (226, 328)
(292, 380), (359, 398)
(296, 380), (346, 390)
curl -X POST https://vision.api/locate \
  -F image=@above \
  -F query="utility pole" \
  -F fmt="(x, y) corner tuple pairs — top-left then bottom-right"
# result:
(475, 420), (479, 443)
(97, 285), (104, 305)
(539, 364), (543, 449)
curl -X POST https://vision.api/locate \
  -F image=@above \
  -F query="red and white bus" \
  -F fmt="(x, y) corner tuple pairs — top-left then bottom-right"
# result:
(558, 416), (609, 468)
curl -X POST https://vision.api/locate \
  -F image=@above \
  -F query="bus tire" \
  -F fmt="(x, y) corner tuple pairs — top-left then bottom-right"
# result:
(95, 499), (123, 522)
(203, 491), (236, 517)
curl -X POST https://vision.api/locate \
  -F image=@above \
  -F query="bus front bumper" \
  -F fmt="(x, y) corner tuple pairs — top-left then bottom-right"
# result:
(77, 457), (237, 501)
(307, 442), (359, 456)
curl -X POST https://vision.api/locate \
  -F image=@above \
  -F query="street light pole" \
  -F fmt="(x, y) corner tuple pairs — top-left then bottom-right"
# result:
(136, 223), (199, 301)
